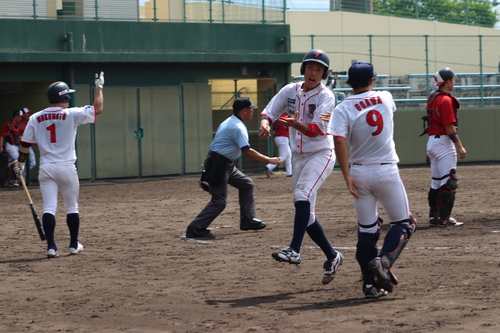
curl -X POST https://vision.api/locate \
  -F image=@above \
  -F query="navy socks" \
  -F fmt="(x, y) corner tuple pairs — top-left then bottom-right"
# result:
(66, 213), (80, 249)
(43, 213), (56, 250)
(307, 220), (336, 260)
(289, 201), (311, 253)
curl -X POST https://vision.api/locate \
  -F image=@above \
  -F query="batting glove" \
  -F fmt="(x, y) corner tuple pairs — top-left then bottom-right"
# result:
(95, 71), (104, 89)
(13, 161), (24, 177)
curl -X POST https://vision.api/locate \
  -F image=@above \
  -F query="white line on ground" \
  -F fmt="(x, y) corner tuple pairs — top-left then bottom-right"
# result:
(181, 222), (498, 250)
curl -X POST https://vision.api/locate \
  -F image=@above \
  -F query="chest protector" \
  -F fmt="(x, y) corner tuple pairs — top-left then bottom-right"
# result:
(420, 90), (460, 136)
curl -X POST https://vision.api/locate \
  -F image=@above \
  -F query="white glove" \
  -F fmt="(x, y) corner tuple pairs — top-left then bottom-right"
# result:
(13, 161), (25, 177)
(95, 71), (104, 89)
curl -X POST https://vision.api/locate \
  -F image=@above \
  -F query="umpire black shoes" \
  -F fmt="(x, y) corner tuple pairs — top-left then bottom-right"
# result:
(185, 227), (214, 239)
(240, 218), (266, 231)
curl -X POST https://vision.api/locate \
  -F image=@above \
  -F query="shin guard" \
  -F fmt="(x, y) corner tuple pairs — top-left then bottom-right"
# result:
(428, 188), (438, 221)
(380, 215), (417, 267)
(436, 169), (458, 222)
(356, 218), (381, 284)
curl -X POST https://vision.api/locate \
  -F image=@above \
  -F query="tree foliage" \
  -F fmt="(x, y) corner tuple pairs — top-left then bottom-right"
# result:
(373, 0), (499, 28)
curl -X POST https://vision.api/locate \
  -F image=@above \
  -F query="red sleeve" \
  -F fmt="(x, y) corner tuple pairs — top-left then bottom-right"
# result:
(0, 121), (10, 137)
(438, 97), (457, 127)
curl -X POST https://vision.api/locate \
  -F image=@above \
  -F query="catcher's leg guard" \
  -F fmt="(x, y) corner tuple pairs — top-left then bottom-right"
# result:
(356, 217), (382, 284)
(3, 165), (15, 186)
(428, 188), (438, 222)
(436, 169), (458, 222)
(379, 215), (417, 268)
(3, 166), (10, 185)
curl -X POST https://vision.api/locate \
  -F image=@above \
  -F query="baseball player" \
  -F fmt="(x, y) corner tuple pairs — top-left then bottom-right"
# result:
(328, 61), (416, 298)
(426, 67), (466, 227)
(260, 49), (343, 285)
(265, 112), (292, 177)
(0, 110), (25, 187)
(20, 108), (37, 174)
(14, 72), (104, 258)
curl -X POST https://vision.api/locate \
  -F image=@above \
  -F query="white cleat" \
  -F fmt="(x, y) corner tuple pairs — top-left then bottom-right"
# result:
(322, 252), (343, 285)
(448, 217), (464, 227)
(47, 249), (59, 258)
(272, 247), (301, 264)
(69, 242), (84, 255)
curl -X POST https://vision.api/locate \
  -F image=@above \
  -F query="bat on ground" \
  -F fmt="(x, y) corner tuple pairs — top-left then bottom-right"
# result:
(13, 161), (46, 241)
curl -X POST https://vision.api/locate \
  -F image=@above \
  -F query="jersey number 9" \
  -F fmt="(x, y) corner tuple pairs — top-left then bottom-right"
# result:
(366, 110), (383, 136)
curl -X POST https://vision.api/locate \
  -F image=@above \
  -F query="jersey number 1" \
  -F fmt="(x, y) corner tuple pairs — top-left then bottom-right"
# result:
(46, 124), (57, 143)
(366, 110), (383, 136)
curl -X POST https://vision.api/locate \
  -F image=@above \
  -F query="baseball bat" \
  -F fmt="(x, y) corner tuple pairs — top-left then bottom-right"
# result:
(13, 161), (46, 241)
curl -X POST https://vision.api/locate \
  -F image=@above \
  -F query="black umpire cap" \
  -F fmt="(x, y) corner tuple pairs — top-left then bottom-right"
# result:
(233, 97), (257, 112)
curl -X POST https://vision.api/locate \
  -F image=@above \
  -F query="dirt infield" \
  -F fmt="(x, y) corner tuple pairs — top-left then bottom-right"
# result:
(1, 164), (499, 333)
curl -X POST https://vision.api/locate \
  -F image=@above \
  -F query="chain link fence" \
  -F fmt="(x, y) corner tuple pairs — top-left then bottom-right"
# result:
(0, 0), (287, 23)
(291, 33), (500, 108)
(3, 1), (498, 27)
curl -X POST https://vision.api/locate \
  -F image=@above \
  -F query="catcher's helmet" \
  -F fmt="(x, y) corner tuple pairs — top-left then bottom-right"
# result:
(434, 67), (455, 87)
(47, 81), (76, 103)
(300, 49), (330, 80)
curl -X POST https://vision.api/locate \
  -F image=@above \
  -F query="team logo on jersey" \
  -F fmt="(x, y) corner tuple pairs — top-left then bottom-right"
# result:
(307, 104), (316, 119)
(287, 98), (296, 105)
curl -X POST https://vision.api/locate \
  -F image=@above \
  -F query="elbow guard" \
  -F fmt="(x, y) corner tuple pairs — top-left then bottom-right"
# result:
(448, 131), (459, 143)
(304, 124), (324, 137)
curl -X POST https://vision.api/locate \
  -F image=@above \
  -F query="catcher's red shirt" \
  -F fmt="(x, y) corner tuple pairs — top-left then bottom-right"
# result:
(272, 113), (290, 137)
(426, 92), (458, 136)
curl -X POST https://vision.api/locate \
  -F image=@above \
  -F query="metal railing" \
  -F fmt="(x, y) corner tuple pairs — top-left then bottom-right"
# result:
(2, 1), (497, 27)
(291, 33), (500, 108)
(0, 0), (287, 24)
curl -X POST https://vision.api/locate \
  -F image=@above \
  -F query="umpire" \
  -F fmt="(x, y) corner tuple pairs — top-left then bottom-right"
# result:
(185, 97), (281, 239)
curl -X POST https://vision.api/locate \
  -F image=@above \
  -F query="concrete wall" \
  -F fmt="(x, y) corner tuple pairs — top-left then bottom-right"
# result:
(394, 108), (500, 166)
(287, 11), (500, 76)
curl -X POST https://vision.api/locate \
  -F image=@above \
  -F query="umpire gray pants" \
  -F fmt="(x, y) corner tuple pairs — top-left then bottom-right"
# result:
(188, 165), (256, 230)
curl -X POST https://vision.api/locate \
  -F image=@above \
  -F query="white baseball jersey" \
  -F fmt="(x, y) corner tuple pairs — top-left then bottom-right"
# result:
(329, 90), (399, 164)
(262, 81), (335, 153)
(22, 106), (96, 164)
(262, 81), (336, 225)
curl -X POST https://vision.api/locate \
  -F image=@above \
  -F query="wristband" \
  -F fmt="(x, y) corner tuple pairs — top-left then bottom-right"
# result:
(18, 151), (28, 163)
(261, 115), (272, 123)
(305, 124), (324, 137)
(448, 132), (459, 143)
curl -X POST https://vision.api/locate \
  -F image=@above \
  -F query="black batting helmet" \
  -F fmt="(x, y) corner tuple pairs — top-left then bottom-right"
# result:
(47, 81), (76, 103)
(434, 67), (455, 87)
(300, 49), (330, 80)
